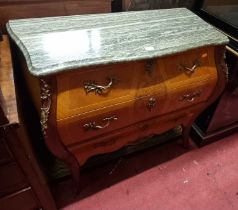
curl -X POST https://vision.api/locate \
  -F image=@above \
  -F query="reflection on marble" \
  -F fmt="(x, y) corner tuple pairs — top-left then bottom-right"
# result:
(42, 30), (101, 62)
(7, 8), (229, 77)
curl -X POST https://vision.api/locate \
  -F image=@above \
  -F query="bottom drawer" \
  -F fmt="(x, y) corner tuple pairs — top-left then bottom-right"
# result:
(0, 187), (40, 210)
(0, 137), (13, 165)
(68, 109), (196, 165)
(0, 162), (28, 197)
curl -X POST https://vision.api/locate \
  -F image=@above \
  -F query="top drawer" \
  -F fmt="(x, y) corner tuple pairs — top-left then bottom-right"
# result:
(56, 61), (166, 120)
(161, 47), (217, 88)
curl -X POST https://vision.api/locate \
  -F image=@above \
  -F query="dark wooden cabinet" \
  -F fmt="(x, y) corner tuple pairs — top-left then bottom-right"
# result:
(191, 1), (238, 145)
(0, 36), (56, 210)
(0, 188), (40, 210)
(192, 43), (238, 145)
(0, 0), (111, 33)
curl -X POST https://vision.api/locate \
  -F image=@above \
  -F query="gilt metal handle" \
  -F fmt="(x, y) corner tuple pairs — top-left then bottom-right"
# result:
(83, 116), (118, 130)
(179, 59), (201, 73)
(180, 91), (201, 102)
(84, 77), (114, 95)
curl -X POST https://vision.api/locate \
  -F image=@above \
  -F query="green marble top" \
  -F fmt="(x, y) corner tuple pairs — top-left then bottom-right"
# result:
(7, 8), (228, 77)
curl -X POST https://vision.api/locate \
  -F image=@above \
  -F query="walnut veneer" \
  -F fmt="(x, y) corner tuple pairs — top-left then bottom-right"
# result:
(16, 44), (227, 191)
(56, 47), (217, 145)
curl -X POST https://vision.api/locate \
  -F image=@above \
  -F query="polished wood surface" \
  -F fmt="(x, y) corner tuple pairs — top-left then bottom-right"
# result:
(161, 47), (216, 86)
(56, 47), (218, 146)
(69, 104), (205, 165)
(0, 0), (111, 32)
(56, 61), (152, 119)
(61, 45), (224, 177)
(56, 47), (216, 120)
(57, 94), (167, 145)
(183, 45), (228, 147)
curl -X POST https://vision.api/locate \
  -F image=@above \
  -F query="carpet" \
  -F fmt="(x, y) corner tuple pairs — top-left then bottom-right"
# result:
(52, 132), (238, 210)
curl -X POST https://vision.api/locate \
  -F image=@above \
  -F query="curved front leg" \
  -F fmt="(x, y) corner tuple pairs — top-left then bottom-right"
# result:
(40, 78), (81, 193)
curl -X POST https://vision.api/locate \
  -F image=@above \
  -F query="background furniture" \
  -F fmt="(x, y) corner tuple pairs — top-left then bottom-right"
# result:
(192, 47), (238, 145)
(191, 0), (238, 145)
(0, 36), (56, 210)
(122, 0), (196, 11)
(0, 0), (111, 33)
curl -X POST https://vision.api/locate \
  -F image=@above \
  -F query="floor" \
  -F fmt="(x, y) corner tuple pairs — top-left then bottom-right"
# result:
(52, 133), (238, 210)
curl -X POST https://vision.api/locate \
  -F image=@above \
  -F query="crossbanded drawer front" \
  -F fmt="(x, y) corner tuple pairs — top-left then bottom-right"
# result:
(56, 46), (218, 146)
(56, 61), (166, 120)
(68, 111), (190, 165)
(161, 46), (217, 88)
(57, 62), (143, 120)
(57, 94), (166, 146)
(164, 80), (216, 113)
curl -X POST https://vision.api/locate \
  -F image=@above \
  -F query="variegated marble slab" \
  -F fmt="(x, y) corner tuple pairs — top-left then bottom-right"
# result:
(7, 8), (228, 77)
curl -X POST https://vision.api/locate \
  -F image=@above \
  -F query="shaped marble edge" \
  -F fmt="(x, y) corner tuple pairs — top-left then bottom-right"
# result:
(6, 8), (229, 77)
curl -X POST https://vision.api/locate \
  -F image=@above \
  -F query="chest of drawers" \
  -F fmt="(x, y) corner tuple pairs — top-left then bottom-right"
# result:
(7, 8), (229, 191)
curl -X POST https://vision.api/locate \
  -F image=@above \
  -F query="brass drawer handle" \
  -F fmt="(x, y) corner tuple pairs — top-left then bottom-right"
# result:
(83, 116), (118, 130)
(84, 77), (115, 95)
(179, 59), (201, 73)
(180, 91), (201, 102)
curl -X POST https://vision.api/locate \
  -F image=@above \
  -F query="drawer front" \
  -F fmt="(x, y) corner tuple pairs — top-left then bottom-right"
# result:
(57, 61), (166, 120)
(56, 47), (215, 120)
(69, 111), (191, 165)
(57, 94), (166, 146)
(0, 137), (13, 166)
(164, 80), (217, 113)
(0, 187), (40, 210)
(0, 162), (28, 198)
(57, 80), (215, 146)
(161, 47), (217, 88)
